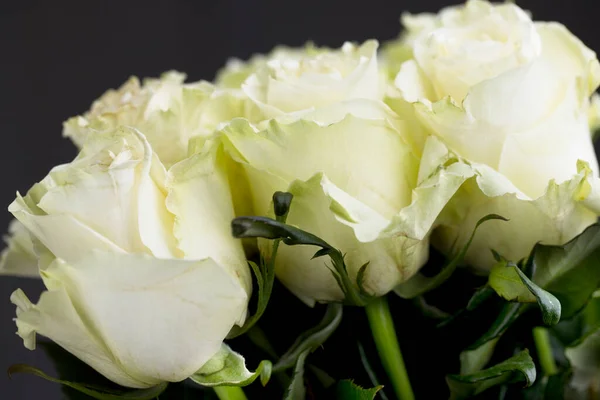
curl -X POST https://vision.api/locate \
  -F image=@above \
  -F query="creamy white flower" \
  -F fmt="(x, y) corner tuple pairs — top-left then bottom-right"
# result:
(63, 71), (252, 166)
(216, 41), (381, 119)
(221, 100), (453, 305)
(8, 126), (251, 387)
(387, 0), (600, 269)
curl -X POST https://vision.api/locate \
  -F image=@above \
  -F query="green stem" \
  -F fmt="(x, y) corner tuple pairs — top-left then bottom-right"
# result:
(213, 386), (248, 400)
(533, 327), (558, 376)
(365, 296), (415, 400)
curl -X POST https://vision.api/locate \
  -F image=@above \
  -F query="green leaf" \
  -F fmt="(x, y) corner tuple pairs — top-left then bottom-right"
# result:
(335, 380), (383, 400)
(515, 267), (561, 326)
(231, 216), (331, 249)
(468, 302), (523, 350)
(274, 303), (343, 372)
(395, 214), (508, 298)
(532, 223), (600, 318)
(460, 303), (525, 379)
(460, 338), (500, 375)
(283, 350), (310, 400)
(446, 350), (536, 400)
(190, 344), (272, 387)
(553, 291), (600, 347)
(7, 364), (167, 400)
(490, 262), (537, 303)
(490, 262), (561, 326)
(466, 285), (496, 311)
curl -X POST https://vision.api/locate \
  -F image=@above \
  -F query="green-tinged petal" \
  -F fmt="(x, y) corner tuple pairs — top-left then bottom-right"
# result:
(13, 252), (248, 388)
(0, 220), (38, 277)
(384, 136), (475, 241)
(165, 147), (252, 305)
(318, 174), (389, 243)
(191, 343), (271, 387)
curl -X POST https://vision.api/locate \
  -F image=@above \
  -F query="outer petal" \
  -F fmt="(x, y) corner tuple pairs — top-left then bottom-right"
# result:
(165, 147), (252, 305)
(496, 78), (597, 198)
(221, 102), (418, 220)
(0, 220), (38, 277)
(408, 59), (560, 178)
(429, 139), (600, 270)
(12, 252), (247, 388)
(263, 173), (428, 305)
(535, 23), (600, 97)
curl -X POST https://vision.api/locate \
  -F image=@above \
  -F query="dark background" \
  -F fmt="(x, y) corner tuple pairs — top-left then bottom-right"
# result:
(1, 0), (599, 398)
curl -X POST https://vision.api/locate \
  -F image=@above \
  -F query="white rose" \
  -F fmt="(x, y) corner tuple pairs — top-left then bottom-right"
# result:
(217, 41), (381, 119)
(63, 71), (250, 166)
(221, 100), (455, 305)
(388, 0), (600, 268)
(8, 127), (251, 387)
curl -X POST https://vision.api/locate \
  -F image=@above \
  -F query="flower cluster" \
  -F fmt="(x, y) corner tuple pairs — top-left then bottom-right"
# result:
(2, 0), (600, 397)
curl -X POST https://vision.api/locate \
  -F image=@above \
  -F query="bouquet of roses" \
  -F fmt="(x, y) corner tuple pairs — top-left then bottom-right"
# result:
(3, 1), (600, 399)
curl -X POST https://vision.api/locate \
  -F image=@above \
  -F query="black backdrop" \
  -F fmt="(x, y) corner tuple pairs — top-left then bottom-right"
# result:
(1, 0), (599, 398)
